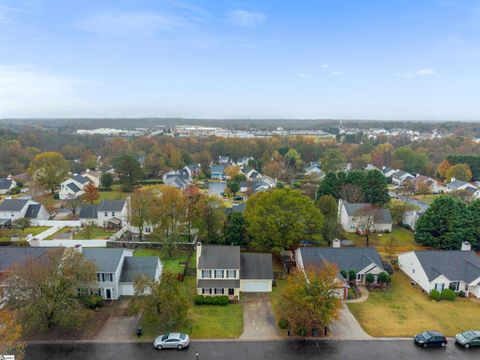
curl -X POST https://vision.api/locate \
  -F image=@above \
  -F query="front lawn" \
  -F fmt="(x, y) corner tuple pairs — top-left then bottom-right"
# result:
(73, 227), (112, 239)
(134, 249), (191, 274)
(348, 272), (480, 337)
(344, 225), (419, 253)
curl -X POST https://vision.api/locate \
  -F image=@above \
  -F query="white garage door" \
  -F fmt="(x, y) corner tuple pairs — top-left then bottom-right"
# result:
(241, 280), (270, 292)
(119, 284), (134, 296)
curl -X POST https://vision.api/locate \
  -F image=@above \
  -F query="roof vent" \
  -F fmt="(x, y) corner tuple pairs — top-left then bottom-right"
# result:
(461, 241), (471, 251)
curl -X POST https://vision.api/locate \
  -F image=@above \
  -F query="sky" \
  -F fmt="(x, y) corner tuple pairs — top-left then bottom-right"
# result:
(1, 0), (480, 120)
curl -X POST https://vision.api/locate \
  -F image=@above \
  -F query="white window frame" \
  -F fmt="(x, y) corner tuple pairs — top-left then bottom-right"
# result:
(214, 270), (224, 279)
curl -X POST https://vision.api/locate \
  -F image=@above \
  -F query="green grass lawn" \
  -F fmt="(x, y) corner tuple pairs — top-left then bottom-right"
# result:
(97, 190), (127, 203)
(139, 274), (243, 339)
(348, 272), (480, 337)
(0, 226), (51, 241)
(73, 227), (112, 239)
(269, 278), (288, 335)
(24, 226), (51, 236)
(134, 249), (191, 274)
(411, 194), (440, 205)
(344, 225), (418, 251)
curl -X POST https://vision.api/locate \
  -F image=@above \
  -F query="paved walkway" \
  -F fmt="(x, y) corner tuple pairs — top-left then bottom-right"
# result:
(329, 304), (371, 340)
(240, 293), (280, 340)
(95, 299), (140, 341)
(346, 286), (369, 304)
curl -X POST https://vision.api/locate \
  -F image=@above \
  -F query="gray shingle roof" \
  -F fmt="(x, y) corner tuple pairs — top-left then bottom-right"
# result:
(67, 182), (82, 193)
(79, 205), (98, 219)
(298, 247), (385, 272)
(240, 253), (273, 280)
(0, 179), (13, 190)
(197, 279), (240, 288)
(224, 203), (246, 216)
(120, 256), (159, 282)
(72, 174), (90, 184)
(414, 250), (480, 284)
(97, 200), (126, 212)
(0, 247), (51, 272)
(198, 245), (240, 269)
(447, 179), (470, 189)
(24, 204), (41, 219)
(0, 199), (29, 212)
(343, 202), (392, 224)
(211, 165), (225, 174)
(82, 248), (125, 272)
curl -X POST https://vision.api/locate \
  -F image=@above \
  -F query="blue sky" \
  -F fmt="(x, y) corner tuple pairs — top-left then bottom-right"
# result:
(1, 0), (480, 120)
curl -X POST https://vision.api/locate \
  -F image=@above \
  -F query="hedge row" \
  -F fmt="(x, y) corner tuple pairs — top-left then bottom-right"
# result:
(429, 288), (456, 301)
(194, 295), (229, 306)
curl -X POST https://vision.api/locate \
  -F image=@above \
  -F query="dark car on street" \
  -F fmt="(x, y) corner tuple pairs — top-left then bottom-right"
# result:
(414, 331), (447, 348)
(455, 331), (480, 348)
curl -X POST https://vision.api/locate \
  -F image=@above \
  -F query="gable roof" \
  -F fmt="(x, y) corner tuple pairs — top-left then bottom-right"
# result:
(72, 174), (90, 184)
(120, 256), (159, 282)
(0, 247), (52, 272)
(211, 165), (225, 174)
(0, 179), (14, 190)
(298, 247), (385, 272)
(67, 182), (82, 193)
(24, 204), (42, 219)
(414, 250), (480, 284)
(0, 199), (29, 212)
(382, 167), (394, 175)
(198, 245), (240, 269)
(82, 248), (126, 272)
(342, 202), (392, 223)
(97, 200), (126, 212)
(447, 179), (474, 190)
(79, 205), (98, 219)
(392, 170), (414, 180)
(240, 253), (272, 279)
(224, 203), (246, 215)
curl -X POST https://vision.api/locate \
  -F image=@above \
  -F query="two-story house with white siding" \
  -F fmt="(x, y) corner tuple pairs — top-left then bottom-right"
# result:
(79, 199), (128, 229)
(59, 174), (91, 200)
(0, 199), (50, 222)
(81, 248), (162, 300)
(196, 243), (273, 300)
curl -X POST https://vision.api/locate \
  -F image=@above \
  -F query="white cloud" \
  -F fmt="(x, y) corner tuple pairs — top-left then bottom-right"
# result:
(227, 10), (266, 27)
(296, 73), (308, 78)
(397, 68), (438, 78)
(320, 63), (330, 68)
(0, 2), (17, 25)
(74, 11), (194, 37)
(416, 68), (437, 76)
(0, 64), (92, 117)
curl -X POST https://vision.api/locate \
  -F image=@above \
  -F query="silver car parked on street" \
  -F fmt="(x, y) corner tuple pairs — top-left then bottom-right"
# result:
(154, 333), (190, 350)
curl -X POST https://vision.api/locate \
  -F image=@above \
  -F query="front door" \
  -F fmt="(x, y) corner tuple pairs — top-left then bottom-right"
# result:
(105, 288), (112, 300)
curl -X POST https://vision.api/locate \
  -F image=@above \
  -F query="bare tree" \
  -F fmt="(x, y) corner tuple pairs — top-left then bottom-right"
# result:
(415, 178), (432, 197)
(354, 205), (378, 247)
(339, 184), (365, 203)
(65, 195), (83, 217)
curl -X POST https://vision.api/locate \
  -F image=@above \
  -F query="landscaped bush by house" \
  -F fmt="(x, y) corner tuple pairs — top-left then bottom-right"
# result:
(348, 287), (361, 300)
(278, 318), (289, 329)
(348, 269), (357, 283)
(458, 291), (466, 298)
(79, 294), (103, 309)
(441, 288), (456, 301)
(379, 272), (391, 284)
(365, 273), (375, 287)
(295, 326), (307, 336)
(340, 270), (348, 280)
(194, 295), (229, 306)
(429, 289), (441, 301)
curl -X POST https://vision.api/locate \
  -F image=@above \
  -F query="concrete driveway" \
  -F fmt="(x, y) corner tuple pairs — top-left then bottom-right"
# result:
(240, 293), (280, 340)
(95, 299), (141, 341)
(329, 304), (371, 339)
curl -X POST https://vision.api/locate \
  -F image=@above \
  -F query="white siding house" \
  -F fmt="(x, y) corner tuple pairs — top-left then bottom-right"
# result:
(0, 199), (49, 222)
(338, 199), (393, 233)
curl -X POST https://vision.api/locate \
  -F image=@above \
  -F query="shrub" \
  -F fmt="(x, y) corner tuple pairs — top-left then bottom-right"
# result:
(340, 270), (348, 280)
(218, 296), (229, 306)
(458, 291), (466, 298)
(194, 295), (204, 305)
(441, 288), (456, 301)
(365, 273), (375, 285)
(348, 269), (357, 282)
(295, 327), (307, 337)
(379, 272), (390, 284)
(212, 296), (221, 305)
(203, 296), (213, 305)
(430, 289), (441, 301)
(278, 318), (289, 329)
(79, 294), (103, 309)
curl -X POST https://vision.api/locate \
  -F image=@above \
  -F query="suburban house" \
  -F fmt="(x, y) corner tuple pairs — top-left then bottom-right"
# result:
(446, 178), (480, 197)
(59, 174), (91, 200)
(79, 199), (128, 229)
(82, 169), (102, 187)
(382, 167), (397, 178)
(236, 157), (253, 166)
(0, 199), (50, 222)
(0, 178), (17, 195)
(365, 164), (380, 171)
(398, 244), (480, 298)
(210, 165), (226, 180)
(392, 170), (415, 186)
(412, 175), (444, 194)
(245, 169), (262, 181)
(0, 247), (52, 308)
(402, 209), (425, 231)
(196, 243), (273, 300)
(338, 199), (393, 233)
(81, 248), (162, 300)
(224, 203), (246, 216)
(304, 162), (322, 175)
(163, 169), (191, 189)
(295, 247), (386, 299)
(184, 163), (202, 178)
(218, 156), (232, 165)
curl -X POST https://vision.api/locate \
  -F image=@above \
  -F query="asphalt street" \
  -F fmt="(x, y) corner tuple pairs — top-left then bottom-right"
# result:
(25, 340), (480, 360)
